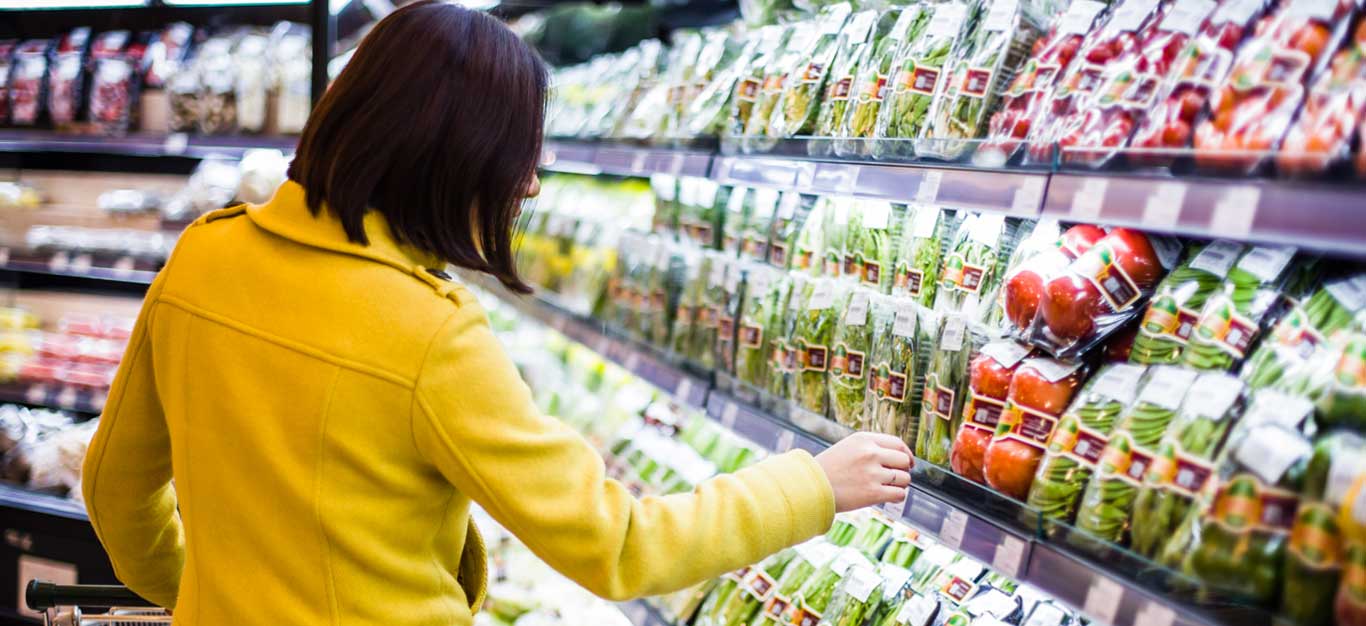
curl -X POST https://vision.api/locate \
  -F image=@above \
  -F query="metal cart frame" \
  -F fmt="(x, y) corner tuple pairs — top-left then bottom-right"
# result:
(25, 580), (170, 625)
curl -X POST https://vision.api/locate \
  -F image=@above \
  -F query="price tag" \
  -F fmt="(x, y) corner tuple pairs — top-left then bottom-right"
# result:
(721, 402), (739, 429)
(56, 385), (77, 409)
(917, 171), (943, 203)
(1142, 182), (1186, 228)
(163, 132), (189, 155)
(1011, 176), (1046, 214)
(991, 535), (1027, 578)
(48, 251), (70, 272)
(1070, 178), (1108, 220)
(775, 429), (795, 452)
(0, 247), (10, 266)
(939, 510), (968, 549)
(1134, 600), (1176, 626)
(25, 383), (47, 405)
(111, 256), (136, 278)
(630, 151), (648, 174)
(623, 350), (642, 371)
(70, 254), (93, 273)
(1210, 185), (1260, 238)
(676, 378), (694, 403)
(898, 593), (939, 626)
(882, 489), (909, 520)
(1082, 577), (1124, 625)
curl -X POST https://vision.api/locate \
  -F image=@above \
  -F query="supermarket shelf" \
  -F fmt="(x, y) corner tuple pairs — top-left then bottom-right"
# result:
(0, 382), (106, 417)
(0, 130), (297, 160)
(0, 483), (86, 522)
(615, 600), (675, 626)
(541, 140), (713, 178)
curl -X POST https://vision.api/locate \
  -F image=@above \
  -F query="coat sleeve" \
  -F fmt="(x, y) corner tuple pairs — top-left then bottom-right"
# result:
(81, 275), (183, 609)
(411, 292), (835, 601)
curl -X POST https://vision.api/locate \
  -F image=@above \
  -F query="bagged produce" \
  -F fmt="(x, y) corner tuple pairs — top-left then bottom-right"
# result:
(916, 313), (972, 466)
(1243, 275), (1366, 390)
(746, 22), (824, 148)
(951, 340), (1033, 483)
(1337, 476), (1366, 626)
(794, 279), (848, 415)
(822, 197), (855, 279)
(687, 35), (763, 138)
(934, 213), (1009, 321)
(777, 548), (875, 626)
(714, 545), (818, 626)
(652, 174), (681, 236)
(1130, 239), (1245, 365)
(717, 260), (747, 376)
(874, 1), (974, 160)
(1129, 372), (1244, 557)
(1194, 0), (1356, 173)
(1074, 365), (1194, 543)
(880, 527), (925, 569)
(831, 288), (876, 429)
(867, 296), (923, 445)
(724, 186), (754, 258)
(731, 26), (793, 138)
(983, 357), (1085, 499)
(769, 191), (815, 270)
(738, 265), (785, 389)
(1031, 227), (1181, 359)
(839, 6), (933, 157)
(666, 30), (729, 139)
(980, 0), (1108, 164)
(1002, 223), (1106, 334)
(818, 562), (885, 626)
(852, 200), (906, 294)
(684, 178), (726, 249)
(1281, 432), (1366, 626)
(1026, 363), (1147, 522)
(1317, 331), (1366, 432)
(851, 512), (897, 559)
(1182, 245), (1312, 372)
(813, 10), (885, 148)
(701, 547), (802, 626)
(770, 274), (813, 402)
(739, 0), (794, 28)
(743, 188), (781, 263)
(672, 251), (707, 357)
(892, 205), (949, 308)
(772, 5), (864, 140)
(872, 590), (940, 626)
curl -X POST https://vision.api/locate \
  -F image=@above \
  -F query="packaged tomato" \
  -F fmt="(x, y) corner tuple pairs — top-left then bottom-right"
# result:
(9, 40), (49, 126)
(1194, 0), (1357, 172)
(982, 356), (1085, 500)
(47, 28), (91, 128)
(1024, 0), (1164, 164)
(951, 340), (1033, 483)
(979, 0), (1108, 165)
(1002, 223), (1106, 335)
(1278, 20), (1366, 175)
(1029, 228), (1183, 358)
(1130, 0), (1273, 160)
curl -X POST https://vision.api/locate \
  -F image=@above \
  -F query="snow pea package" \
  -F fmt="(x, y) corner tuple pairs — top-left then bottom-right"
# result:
(1026, 363), (1146, 522)
(743, 188), (781, 263)
(874, 0), (973, 160)
(916, 312), (972, 466)
(1074, 365), (1195, 543)
(1130, 239), (1245, 365)
(982, 356), (1086, 500)
(771, 4), (859, 140)
(950, 340), (1032, 484)
(1129, 372), (1245, 558)
(831, 288), (876, 430)
(794, 279), (848, 415)
(731, 26), (793, 138)
(745, 23), (821, 149)
(851, 199), (906, 294)
(818, 562), (886, 626)
(892, 205), (948, 308)
(934, 213), (1008, 321)
(920, 0), (1043, 160)
(839, 6), (933, 157)
(687, 34), (762, 138)
(738, 265), (785, 389)
(769, 191), (815, 270)
(1183, 245), (1314, 372)
(1244, 275), (1366, 391)
(1317, 331), (1366, 432)
(867, 296), (922, 444)
(812, 10), (882, 150)
(1282, 432), (1366, 626)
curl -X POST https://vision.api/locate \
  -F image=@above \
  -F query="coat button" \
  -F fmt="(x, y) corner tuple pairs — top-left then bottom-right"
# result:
(426, 268), (452, 281)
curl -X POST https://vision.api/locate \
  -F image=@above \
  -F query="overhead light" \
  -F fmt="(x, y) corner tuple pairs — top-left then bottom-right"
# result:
(0, 0), (146, 8)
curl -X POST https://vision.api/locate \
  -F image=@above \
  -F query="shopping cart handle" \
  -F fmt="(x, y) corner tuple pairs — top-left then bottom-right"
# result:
(26, 580), (156, 611)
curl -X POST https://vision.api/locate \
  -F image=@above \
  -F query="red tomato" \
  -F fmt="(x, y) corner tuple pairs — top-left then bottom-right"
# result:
(1059, 225), (1105, 258)
(1009, 362), (1082, 416)
(1005, 269), (1047, 330)
(1105, 228), (1164, 286)
(1162, 120), (1191, 148)
(1042, 275), (1100, 340)
(951, 427), (992, 484)
(1178, 89), (1203, 122)
(970, 352), (1020, 400)
(983, 439), (1042, 500)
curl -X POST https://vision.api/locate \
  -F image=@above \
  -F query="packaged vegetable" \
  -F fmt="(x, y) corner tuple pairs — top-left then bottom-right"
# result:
(813, 10), (884, 149)
(1002, 223), (1106, 335)
(667, 30), (729, 139)
(880, 527), (924, 569)
(718, 261), (747, 377)
(1281, 432), (1366, 626)
(851, 200), (906, 294)
(646, 244), (683, 347)
(794, 279), (847, 415)
(701, 547), (798, 626)
(916, 313), (972, 466)
(746, 23), (822, 149)
(1026, 363), (1147, 522)
(1182, 245), (1310, 372)
(839, 6), (933, 157)
(739, 0), (795, 28)
(770, 274), (813, 403)
(687, 35), (764, 138)
(652, 174), (681, 236)
(779, 549), (875, 626)
(980, 0), (1108, 164)
(867, 296), (922, 446)
(850, 512), (896, 558)
(10, 40), (49, 126)
(743, 188), (781, 263)
(732, 27), (793, 138)
(1074, 365), (1195, 543)
(1243, 275), (1366, 390)
(1194, 0), (1357, 173)
(874, 1), (974, 160)
(873, 591), (940, 626)
(934, 213), (1008, 321)
(822, 198), (855, 279)
(696, 254), (732, 369)
(1129, 372), (1245, 557)
(713, 545), (809, 626)
(983, 356), (1085, 499)
(769, 192), (815, 270)
(1031, 227), (1181, 359)
(772, 5), (862, 140)
(1317, 331), (1366, 431)
(818, 563), (886, 626)
(1130, 239), (1246, 365)
(724, 187), (754, 258)
(951, 340), (1033, 483)
(672, 250), (706, 358)
(1336, 476), (1366, 626)
(831, 288), (876, 430)
(792, 198), (830, 276)
(892, 205), (948, 308)
(738, 265), (785, 389)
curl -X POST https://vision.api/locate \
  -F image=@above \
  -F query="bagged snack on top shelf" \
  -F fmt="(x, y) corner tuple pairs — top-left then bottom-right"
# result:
(745, 22), (821, 149)
(838, 5), (933, 157)
(1030, 227), (1181, 359)
(866, 296), (922, 445)
(850, 200), (906, 294)
(920, 0), (1045, 160)
(1026, 363), (1146, 522)
(934, 213), (1011, 322)
(950, 340), (1032, 483)
(89, 31), (145, 135)
(1242, 274), (1366, 390)
(1129, 0), (1276, 159)
(793, 278), (849, 415)
(1130, 239), (1246, 365)
(874, 0), (975, 160)
(1074, 364), (1195, 543)
(47, 28), (91, 127)
(1001, 222), (1106, 335)
(1194, 0), (1357, 173)
(687, 34), (763, 138)
(916, 312), (975, 466)
(1278, 21), (1366, 175)
(892, 205), (950, 308)
(771, 4), (862, 140)
(812, 10), (883, 148)
(1280, 431), (1366, 626)
(831, 288), (876, 430)
(1128, 372), (1244, 557)
(743, 188), (781, 262)
(769, 191), (815, 270)
(979, 0), (1108, 165)
(1024, 0), (1164, 164)
(10, 40), (50, 127)
(1182, 245), (1316, 372)
(817, 561), (885, 626)
(982, 356), (1086, 499)
(730, 27), (790, 139)
(738, 264), (785, 390)
(1058, 0), (1221, 167)
(1316, 331), (1366, 431)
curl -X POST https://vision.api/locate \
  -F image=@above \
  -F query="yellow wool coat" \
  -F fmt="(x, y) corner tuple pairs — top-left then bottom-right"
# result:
(81, 180), (835, 625)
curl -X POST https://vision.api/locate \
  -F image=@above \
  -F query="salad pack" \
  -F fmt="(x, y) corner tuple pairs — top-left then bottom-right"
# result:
(831, 288), (876, 429)
(746, 22), (824, 150)
(732, 26), (793, 139)
(892, 205), (949, 307)
(737, 265), (785, 389)
(867, 297), (923, 444)
(794, 279), (847, 415)
(839, 6), (933, 157)
(849, 200), (907, 294)
(772, 6), (868, 141)
(687, 35), (764, 138)
(934, 213), (1009, 321)
(875, 1), (975, 160)
(916, 313), (973, 466)
(813, 10), (886, 149)
(769, 192), (816, 271)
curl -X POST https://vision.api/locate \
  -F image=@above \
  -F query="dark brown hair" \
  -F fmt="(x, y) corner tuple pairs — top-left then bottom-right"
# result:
(288, 0), (546, 293)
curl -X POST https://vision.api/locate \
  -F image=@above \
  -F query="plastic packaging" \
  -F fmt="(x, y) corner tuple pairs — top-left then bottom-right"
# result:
(1281, 432), (1366, 626)
(875, 1), (973, 159)
(814, 10), (884, 145)
(817, 562), (885, 626)
(839, 6), (932, 157)
(982, 356), (1085, 499)
(746, 23), (822, 148)
(1279, 21), (1366, 175)
(794, 279), (847, 415)
(10, 40), (49, 126)
(950, 340), (1032, 483)
(1316, 331), (1366, 432)
(47, 28), (91, 127)
(772, 5), (863, 139)
(934, 213), (1009, 321)
(1002, 223), (1106, 335)
(831, 288), (876, 429)
(88, 31), (144, 135)
(769, 192), (813, 271)
(687, 35), (763, 138)
(1243, 274), (1366, 389)
(891, 205), (947, 308)
(1182, 245), (1310, 372)
(768, 273), (810, 401)
(1130, 239), (1245, 364)
(738, 265), (784, 389)
(849, 200), (906, 294)
(867, 297), (922, 445)
(743, 188), (780, 263)
(916, 313), (972, 466)
(731, 27), (792, 138)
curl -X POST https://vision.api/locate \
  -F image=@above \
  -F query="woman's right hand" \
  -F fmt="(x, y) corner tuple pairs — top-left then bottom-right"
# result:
(814, 432), (914, 513)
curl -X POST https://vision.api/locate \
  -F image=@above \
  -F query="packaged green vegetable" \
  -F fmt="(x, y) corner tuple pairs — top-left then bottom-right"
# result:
(717, 259), (747, 377)
(1243, 275), (1366, 390)
(934, 213), (1007, 322)
(829, 514), (859, 546)
(1281, 432), (1366, 626)
(1129, 372), (1245, 558)
(1074, 365), (1195, 544)
(1131, 240), (1246, 365)
(738, 265), (785, 389)
(879, 527), (924, 570)
(712, 546), (803, 626)
(831, 288), (876, 430)
(738, 0), (795, 28)
(872, 591), (939, 626)
(743, 188), (780, 263)
(687, 35), (762, 138)
(1025, 363), (1145, 522)
(811, 10), (880, 153)
(817, 562), (885, 626)
(891, 205), (946, 308)
(849, 510), (896, 559)
(1183, 245), (1310, 372)
(873, 1), (972, 160)
(852, 199), (905, 294)
(745, 23), (819, 148)
(783, 548), (873, 626)
(670, 249), (706, 357)
(651, 173), (680, 236)
(866, 296), (921, 445)
(1317, 331), (1366, 432)
(731, 26), (792, 139)
(769, 191), (815, 271)
(723, 186), (754, 258)
(793, 278), (847, 415)
(667, 30), (731, 140)
(792, 197), (829, 276)
(769, 273), (812, 405)
(838, 6), (932, 157)
(695, 254), (732, 369)
(771, 5), (857, 140)
(822, 197), (855, 279)
(680, 179), (726, 250)
(916, 312), (971, 466)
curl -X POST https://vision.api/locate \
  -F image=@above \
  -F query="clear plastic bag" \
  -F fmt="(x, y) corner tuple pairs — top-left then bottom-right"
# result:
(874, 1), (973, 160)
(838, 6), (932, 156)
(982, 356), (1085, 499)
(950, 340), (1032, 483)
(1129, 240), (1245, 365)
(830, 288), (876, 429)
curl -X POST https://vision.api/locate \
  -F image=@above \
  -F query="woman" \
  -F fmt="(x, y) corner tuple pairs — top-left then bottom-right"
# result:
(81, 3), (913, 624)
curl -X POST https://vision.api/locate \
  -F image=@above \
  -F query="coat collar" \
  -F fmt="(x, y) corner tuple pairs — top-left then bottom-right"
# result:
(246, 180), (446, 272)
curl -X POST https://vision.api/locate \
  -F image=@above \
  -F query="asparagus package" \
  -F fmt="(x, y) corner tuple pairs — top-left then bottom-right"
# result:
(731, 26), (793, 139)
(738, 265), (785, 389)
(812, 9), (884, 150)
(1026, 363), (1146, 522)
(793, 279), (848, 415)
(1182, 245), (1313, 372)
(916, 312), (972, 466)
(1243, 275), (1366, 390)
(892, 205), (949, 308)
(702, 547), (800, 626)
(745, 22), (823, 149)
(831, 288), (876, 429)
(950, 340), (1033, 484)
(867, 296), (923, 445)
(772, 5), (865, 140)
(1074, 365), (1195, 543)
(1130, 239), (1245, 365)
(1129, 372), (1245, 558)
(839, 5), (933, 157)
(874, 1), (974, 160)
(982, 356), (1086, 500)
(1281, 432), (1366, 626)
(769, 191), (815, 270)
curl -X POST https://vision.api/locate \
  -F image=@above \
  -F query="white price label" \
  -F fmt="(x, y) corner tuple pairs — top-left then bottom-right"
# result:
(893, 301), (919, 337)
(721, 402), (739, 429)
(1082, 577), (1124, 625)
(980, 341), (1032, 368)
(25, 383), (46, 405)
(1183, 373), (1241, 420)
(927, 3), (969, 37)
(991, 536), (1027, 578)
(48, 251), (70, 272)
(882, 489), (909, 519)
(1142, 182), (1187, 227)
(775, 429), (796, 452)
(1188, 239), (1244, 278)
(911, 206), (940, 238)
(941, 315), (966, 352)
(983, 0), (1019, 31)
(845, 564), (883, 603)
(939, 510), (968, 548)
(1139, 366), (1195, 411)
(1111, 0), (1160, 31)
(847, 291), (871, 326)
(1237, 424), (1311, 485)
(808, 280), (836, 310)
(778, 191), (801, 220)
(1237, 245), (1295, 283)
(163, 132), (189, 155)
(1024, 357), (1081, 383)
(1243, 390), (1313, 429)
(1160, 0), (1217, 36)
(862, 200), (892, 230)
(917, 171), (943, 203)
(1059, 0), (1106, 34)
(1134, 601), (1177, 626)
(112, 256), (137, 278)
(897, 593), (939, 626)
(676, 378), (694, 403)
(1326, 277), (1366, 313)
(1012, 177), (1046, 214)
(1210, 185), (1260, 238)
(57, 385), (78, 409)
(1070, 178), (1108, 220)
(1092, 364), (1145, 404)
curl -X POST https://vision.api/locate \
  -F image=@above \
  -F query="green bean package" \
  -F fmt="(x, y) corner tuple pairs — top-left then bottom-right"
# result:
(738, 264), (783, 389)
(687, 35), (762, 138)
(769, 191), (815, 271)
(1130, 240), (1246, 365)
(1129, 372), (1245, 558)
(793, 197), (830, 276)
(731, 26), (792, 139)
(838, 6), (932, 157)
(723, 186), (754, 258)
(783, 549), (874, 626)
(868, 297), (922, 445)
(793, 279), (847, 415)
(743, 188), (780, 264)
(651, 173), (680, 236)
(704, 546), (801, 626)
(831, 288), (876, 430)
(745, 23), (821, 148)
(1183, 245), (1307, 372)
(771, 5), (860, 140)
(873, 1), (973, 160)
(920, 0), (1042, 160)
(812, 10), (882, 151)
(916, 312), (971, 466)
(1243, 275), (1366, 391)
(934, 213), (1006, 321)
(1026, 363), (1146, 522)
(892, 205), (947, 308)
(1074, 365), (1195, 543)
(853, 199), (906, 294)
(1317, 332), (1366, 432)
(817, 563), (886, 626)
(1282, 432), (1366, 626)
(770, 274), (813, 403)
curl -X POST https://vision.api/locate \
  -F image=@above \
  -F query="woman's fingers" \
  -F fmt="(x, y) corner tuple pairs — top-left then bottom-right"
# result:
(886, 469), (911, 488)
(874, 447), (913, 471)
